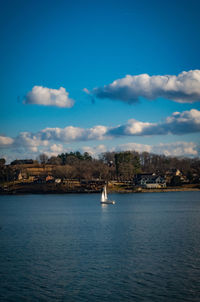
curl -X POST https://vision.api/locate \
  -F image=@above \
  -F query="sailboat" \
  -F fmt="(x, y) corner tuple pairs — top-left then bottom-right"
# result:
(101, 185), (115, 204)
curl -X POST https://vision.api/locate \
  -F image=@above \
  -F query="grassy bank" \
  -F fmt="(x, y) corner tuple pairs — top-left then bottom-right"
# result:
(0, 181), (200, 195)
(108, 182), (200, 193)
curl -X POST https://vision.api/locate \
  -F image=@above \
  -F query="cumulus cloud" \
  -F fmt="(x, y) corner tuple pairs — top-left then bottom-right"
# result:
(88, 70), (200, 104)
(1, 140), (199, 163)
(115, 143), (152, 153)
(87, 126), (108, 140)
(163, 109), (200, 134)
(116, 141), (198, 157)
(50, 144), (63, 153)
(0, 135), (14, 146)
(81, 145), (107, 157)
(152, 142), (198, 157)
(24, 86), (74, 108)
(14, 132), (49, 152)
(39, 126), (86, 142)
(39, 144), (65, 158)
(108, 109), (200, 136)
(1, 109), (200, 161)
(109, 119), (155, 136)
(84, 142), (199, 157)
(38, 125), (109, 142)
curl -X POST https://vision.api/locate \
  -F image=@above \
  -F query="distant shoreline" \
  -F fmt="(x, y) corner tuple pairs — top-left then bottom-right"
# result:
(0, 183), (199, 195)
(109, 187), (200, 194)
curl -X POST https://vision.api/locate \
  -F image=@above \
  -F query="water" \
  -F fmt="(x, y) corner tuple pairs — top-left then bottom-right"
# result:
(0, 192), (200, 302)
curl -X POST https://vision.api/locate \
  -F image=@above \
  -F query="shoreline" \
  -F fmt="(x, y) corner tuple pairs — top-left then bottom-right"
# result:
(0, 184), (200, 195)
(109, 187), (200, 194)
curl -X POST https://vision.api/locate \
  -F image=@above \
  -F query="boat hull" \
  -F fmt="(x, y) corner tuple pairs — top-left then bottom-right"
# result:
(101, 200), (115, 205)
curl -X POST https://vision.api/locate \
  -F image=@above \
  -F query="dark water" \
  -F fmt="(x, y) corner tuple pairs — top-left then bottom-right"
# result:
(0, 192), (200, 302)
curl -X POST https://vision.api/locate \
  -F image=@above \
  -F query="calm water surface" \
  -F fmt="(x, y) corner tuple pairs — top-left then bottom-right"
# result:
(0, 192), (200, 301)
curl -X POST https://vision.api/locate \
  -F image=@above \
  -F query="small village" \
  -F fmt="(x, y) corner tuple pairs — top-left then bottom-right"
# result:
(0, 152), (200, 194)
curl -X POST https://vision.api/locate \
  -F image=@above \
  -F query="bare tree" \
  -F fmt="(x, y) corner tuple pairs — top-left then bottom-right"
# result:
(38, 153), (49, 164)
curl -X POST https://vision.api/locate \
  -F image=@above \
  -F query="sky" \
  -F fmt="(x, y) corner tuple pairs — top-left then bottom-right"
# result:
(0, 0), (200, 162)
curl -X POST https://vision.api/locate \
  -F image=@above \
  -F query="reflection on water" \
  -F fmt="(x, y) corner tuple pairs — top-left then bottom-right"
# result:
(101, 203), (108, 210)
(0, 192), (200, 302)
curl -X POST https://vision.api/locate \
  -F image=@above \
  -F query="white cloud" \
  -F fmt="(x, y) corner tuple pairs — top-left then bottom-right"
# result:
(14, 132), (49, 152)
(39, 125), (109, 142)
(0, 135), (14, 146)
(1, 140), (198, 164)
(50, 144), (63, 153)
(84, 141), (199, 157)
(24, 86), (74, 108)
(87, 126), (108, 140)
(83, 88), (90, 94)
(39, 144), (64, 158)
(109, 119), (155, 136)
(116, 142), (152, 153)
(108, 109), (200, 136)
(1, 109), (200, 150)
(117, 141), (198, 157)
(164, 109), (200, 134)
(81, 144), (107, 157)
(89, 70), (200, 104)
(151, 142), (198, 157)
(39, 126), (86, 142)
(1, 109), (200, 160)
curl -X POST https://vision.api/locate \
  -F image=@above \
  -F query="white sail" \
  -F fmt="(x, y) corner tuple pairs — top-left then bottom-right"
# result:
(100, 185), (115, 204)
(104, 185), (108, 200)
(101, 187), (105, 202)
(101, 185), (107, 202)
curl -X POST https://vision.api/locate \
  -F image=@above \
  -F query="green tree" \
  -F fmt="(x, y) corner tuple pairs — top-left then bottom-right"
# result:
(170, 176), (182, 186)
(0, 158), (6, 166)
(114, 151), (141, 180)
(48, 156), (62, 165)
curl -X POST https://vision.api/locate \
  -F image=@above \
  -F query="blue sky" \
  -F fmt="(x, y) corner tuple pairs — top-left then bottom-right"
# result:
(0, 0), (200, 162)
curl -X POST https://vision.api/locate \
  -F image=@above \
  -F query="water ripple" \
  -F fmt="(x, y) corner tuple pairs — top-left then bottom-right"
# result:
(0, 192), (200, 301)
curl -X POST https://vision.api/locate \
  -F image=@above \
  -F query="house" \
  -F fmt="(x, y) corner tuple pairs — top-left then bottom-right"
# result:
(10, 159), (35, 165)
(16, 171), (23, 181)
(15, 170), (28, 181)
(166, 169), (182, 177)
(134, 173), (166, 188)
(144, 175), (166, 188)
(55, 178), (61, 184)
(165, 169), (184, 185)
(134, 173), (155, 185)
(46, 175), (54, 183)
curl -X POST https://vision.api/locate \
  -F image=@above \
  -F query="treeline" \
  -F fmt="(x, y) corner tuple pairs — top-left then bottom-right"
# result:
(100, 151), (200, 182)
(43, 151), (200, 182)
(47, 151), (141, 181)
(0, 151), (200, 183)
